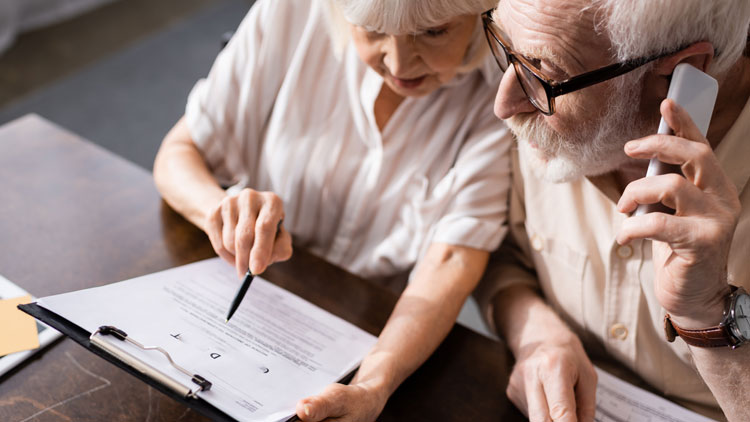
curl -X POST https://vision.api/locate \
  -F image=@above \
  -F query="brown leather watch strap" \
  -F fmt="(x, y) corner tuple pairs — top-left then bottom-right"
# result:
(664, 314), (737, 348)
(663, 285), (740, 348)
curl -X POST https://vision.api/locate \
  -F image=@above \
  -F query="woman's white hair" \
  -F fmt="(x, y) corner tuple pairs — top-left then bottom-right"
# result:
(591, 0), (750, 76)
(322, 0), (496, 72)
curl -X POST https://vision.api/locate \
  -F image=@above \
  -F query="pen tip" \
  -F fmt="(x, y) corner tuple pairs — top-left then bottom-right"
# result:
(225, 319), (229, 324)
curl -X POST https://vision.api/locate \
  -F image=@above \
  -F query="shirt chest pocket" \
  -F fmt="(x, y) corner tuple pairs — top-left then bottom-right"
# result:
(526, 223), (589, 329)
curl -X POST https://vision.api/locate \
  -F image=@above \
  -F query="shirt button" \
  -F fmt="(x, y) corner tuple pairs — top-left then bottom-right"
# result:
(530, 234), (544, 252)
(610, 323), (628, 340)
(616, 244), (633, 259)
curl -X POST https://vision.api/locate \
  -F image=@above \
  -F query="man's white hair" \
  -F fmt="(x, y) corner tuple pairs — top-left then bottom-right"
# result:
(591, 0), (750, 76)
(322, 0), (496, 71)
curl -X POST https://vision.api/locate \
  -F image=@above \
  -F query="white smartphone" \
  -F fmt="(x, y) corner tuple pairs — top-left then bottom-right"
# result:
(634, 63), (719, 216)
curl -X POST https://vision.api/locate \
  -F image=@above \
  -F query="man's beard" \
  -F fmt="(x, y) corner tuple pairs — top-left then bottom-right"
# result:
(506, 71), (653, 183)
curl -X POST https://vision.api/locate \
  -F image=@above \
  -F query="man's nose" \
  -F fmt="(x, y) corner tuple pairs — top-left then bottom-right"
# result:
(382, 35), (416, 77)
(494, 65), (536, 119)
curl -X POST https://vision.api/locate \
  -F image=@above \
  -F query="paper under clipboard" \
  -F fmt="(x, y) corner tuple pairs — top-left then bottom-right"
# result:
(19, 258), (378, 422)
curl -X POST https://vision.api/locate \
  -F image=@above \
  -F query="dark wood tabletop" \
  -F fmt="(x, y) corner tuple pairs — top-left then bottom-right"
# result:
(0, 115), (525, 422)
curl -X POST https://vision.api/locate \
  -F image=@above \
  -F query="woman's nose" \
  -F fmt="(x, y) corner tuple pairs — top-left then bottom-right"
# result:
(494, 65), (537, 119)
(382, 35), (417, 77)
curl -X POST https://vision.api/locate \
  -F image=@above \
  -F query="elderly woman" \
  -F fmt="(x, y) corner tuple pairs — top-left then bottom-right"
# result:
(153, 0), (509, 419)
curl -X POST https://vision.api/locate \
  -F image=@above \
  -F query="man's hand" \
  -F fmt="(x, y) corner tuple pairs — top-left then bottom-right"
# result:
(617, 99), (741, 328)
(507, 334), (598, 422)
(204, 188), (293, 278)
(295, 381), (387, 422)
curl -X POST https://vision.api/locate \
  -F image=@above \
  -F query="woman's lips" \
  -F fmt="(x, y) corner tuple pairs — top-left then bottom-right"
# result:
(391, 75), (426, 89)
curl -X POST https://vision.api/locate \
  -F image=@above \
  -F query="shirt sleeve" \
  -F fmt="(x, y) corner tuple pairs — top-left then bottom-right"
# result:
(428, 103), (513, 252)
(472, 149), (541, 333)
(183, 0), (307, 187)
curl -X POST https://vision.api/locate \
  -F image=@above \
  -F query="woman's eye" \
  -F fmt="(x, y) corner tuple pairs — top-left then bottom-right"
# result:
(425, 27), (448, 37)
(364, 29), (385, 39)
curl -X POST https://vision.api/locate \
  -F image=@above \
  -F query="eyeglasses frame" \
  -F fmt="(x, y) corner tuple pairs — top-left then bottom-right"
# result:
(481, 9), (674, 115)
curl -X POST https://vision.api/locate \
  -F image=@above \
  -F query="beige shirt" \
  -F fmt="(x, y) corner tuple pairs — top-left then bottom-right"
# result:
(185, 0), (511, 280)
(477, 97), (750, 419)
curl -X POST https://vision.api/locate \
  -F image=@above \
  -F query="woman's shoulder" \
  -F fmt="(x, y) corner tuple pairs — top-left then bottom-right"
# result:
(245, 0), (329, 37)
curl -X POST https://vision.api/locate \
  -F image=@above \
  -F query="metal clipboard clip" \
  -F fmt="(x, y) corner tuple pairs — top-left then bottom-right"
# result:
(90, 325), (212, 398)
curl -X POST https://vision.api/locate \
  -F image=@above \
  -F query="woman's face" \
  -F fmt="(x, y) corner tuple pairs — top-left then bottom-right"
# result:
(350, 14), (478, 97)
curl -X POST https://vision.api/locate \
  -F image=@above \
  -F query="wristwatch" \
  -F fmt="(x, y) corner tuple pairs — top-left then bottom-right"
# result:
(664, 285), (750, 349)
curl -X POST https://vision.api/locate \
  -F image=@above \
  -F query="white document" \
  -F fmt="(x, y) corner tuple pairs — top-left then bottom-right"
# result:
(38, 258), (378, 422)
(595, 366), (716, 422)
(0, 274), (62, 377)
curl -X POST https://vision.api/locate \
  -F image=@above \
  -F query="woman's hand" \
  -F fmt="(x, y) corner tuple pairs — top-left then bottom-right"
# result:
(293, 244), (488, 422)
(204, 188), (293, 278)
(295, 380), (388, 422)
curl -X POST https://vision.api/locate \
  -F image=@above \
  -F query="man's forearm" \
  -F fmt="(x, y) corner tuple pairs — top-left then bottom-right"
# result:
(689, 342), (750, 421)
(492, 284), (579, 357)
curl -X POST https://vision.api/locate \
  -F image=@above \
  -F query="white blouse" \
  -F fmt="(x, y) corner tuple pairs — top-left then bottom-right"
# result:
(185, 0), (512, 279)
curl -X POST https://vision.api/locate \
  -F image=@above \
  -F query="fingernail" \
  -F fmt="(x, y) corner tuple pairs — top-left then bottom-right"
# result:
(304, 404), (312, 417)
(250, 259), (261, 274)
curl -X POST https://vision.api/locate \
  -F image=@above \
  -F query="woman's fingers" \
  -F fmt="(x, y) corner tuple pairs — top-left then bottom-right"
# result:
(205, 189), (287, 278)
(296, 384), (353, 421)
(234, 189), (260, 278)
(250, 193), (284, 274)
(271, 226), (294, 263)
(205, 202), (235, 265)
(221, 198), (238, 255)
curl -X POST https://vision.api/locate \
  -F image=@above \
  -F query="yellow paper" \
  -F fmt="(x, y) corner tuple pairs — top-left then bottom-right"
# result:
(0, 295), (39, 355)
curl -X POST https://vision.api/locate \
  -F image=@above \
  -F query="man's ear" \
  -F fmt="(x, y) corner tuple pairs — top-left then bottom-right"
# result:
(653, 41), (715, 76)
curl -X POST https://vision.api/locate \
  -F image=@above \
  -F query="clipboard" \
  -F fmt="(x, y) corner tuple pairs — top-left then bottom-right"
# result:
(18, 302), (238, 421)
(16, 258), (375, 422)
(18, 302), (306, 422)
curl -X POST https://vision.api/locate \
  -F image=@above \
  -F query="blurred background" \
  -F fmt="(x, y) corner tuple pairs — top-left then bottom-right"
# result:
(0, 0), (254, 170)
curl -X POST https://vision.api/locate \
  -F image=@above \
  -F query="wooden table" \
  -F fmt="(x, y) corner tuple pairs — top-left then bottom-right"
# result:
(0, 115), (525, 422)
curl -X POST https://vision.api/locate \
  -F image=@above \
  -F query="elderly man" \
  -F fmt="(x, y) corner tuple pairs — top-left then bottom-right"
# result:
(477, 1), (750, 421)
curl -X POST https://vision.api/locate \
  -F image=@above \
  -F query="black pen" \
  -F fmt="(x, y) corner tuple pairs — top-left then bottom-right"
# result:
(225, 219), (283, 322)
(225, 270), (254, 322)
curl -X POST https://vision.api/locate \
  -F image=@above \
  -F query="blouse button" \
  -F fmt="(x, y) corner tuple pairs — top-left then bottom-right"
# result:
(616, 244), (633, 259)
(610, 323), (629, 340)
(530, 234), (544, 252)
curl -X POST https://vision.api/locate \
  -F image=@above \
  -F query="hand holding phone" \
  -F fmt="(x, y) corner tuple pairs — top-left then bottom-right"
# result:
(633, 63), (719, 216)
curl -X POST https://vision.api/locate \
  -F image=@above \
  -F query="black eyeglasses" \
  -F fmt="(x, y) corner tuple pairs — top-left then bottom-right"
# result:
(482, 9), (672, 115)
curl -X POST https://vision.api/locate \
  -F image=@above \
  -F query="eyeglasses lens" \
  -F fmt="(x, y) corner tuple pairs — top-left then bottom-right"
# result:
(483, 15), (552, 115)
(515, 63), (551, 114)
(484, 29), (509, 71)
